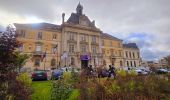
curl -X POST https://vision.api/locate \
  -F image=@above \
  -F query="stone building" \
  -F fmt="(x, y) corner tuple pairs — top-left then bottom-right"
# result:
(123, 43), (141, 67)
(14, 3), (141, 70)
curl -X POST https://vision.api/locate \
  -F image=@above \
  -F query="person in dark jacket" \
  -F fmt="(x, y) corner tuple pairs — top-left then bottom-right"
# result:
(108, 65), (116, 78)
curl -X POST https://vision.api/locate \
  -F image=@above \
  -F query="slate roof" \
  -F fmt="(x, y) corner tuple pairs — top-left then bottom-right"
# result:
(123, 43), (139, 49)
(101, 33), (122, 41)
(67, 13), (95, 28)
(14, 22), (61, 31)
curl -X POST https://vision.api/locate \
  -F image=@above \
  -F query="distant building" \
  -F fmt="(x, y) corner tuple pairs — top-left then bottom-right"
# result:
(158, 58), (168, 67)
(141, 60), (160, 68)
(123, 43), (141, 67)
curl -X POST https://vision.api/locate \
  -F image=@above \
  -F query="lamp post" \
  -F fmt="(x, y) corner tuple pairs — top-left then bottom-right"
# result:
(53, 44), (58, 69)
(43, 48), (47, 71)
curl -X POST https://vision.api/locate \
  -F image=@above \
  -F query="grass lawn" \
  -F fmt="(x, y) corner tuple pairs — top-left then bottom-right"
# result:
(31, 81), (52, 100)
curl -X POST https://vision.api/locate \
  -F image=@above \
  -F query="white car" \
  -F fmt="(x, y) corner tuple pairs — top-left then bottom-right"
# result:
(135, 69), (148, 75)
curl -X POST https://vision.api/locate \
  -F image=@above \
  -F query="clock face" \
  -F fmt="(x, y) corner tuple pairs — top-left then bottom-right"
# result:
(80, 20), (88, 26)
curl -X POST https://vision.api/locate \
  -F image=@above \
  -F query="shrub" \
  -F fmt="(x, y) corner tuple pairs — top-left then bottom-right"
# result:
(17, 73), (32, 87)
(63, 71), (72, 83)
(51, 80), (73, 100)
(117, 70), (126, 77)
(68, 89), (80, 100)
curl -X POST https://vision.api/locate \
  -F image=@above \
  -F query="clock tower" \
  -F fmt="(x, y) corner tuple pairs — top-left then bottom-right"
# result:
(76, 2), (83, 15)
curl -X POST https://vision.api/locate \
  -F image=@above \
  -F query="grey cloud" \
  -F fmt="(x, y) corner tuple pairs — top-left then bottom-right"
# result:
(0, 25), (5, 31)
(0, 0), (170, 60)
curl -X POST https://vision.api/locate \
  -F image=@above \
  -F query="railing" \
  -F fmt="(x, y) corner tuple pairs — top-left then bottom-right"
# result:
(91, 42), (99, 46)
(80, 40), (88, 44)
(67, 39), (77, 43)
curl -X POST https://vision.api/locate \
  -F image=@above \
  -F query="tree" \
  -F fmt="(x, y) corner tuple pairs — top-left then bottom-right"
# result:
(14, 52), (29, 72)
(164, 55), (170, 67)
(0, 25), (31, 100)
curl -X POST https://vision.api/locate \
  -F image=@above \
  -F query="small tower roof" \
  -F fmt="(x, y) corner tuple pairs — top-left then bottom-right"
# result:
(76, 2), (83, 15)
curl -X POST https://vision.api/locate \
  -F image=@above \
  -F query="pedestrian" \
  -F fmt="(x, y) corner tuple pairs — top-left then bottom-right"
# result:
(108, 65), (116, 79)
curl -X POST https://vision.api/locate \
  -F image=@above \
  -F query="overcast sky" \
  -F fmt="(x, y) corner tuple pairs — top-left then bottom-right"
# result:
(0, 0), (170, 61)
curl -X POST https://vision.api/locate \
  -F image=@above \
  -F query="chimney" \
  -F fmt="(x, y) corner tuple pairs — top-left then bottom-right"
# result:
(92, 20), (95, 26)
(62, 13), (65, 24)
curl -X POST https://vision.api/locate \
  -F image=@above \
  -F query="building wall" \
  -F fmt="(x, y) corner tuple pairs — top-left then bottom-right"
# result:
(16, 27), (61, 70)
(123, 48), (141, 67)
(60, 24), (101, 68)
(101, 38), (124, 68)
(15, 25), (142, 70)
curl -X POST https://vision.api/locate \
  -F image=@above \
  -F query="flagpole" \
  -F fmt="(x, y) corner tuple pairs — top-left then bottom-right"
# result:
(56, 45), (58, 69)
(44, 49), (47, 71)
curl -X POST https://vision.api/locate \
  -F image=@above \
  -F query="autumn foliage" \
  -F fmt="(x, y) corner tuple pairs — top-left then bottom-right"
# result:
(0, 26), (31, 100)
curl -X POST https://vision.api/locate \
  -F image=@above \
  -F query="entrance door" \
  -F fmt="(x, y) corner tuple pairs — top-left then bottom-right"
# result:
(81, 60), (88, 69)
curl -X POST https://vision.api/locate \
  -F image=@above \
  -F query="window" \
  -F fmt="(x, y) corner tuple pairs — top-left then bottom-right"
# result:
(119, 51), (122, 56)
(92, 46), (97, 54)
(127, 61), (129, 67)
(129, 52), (132, 58)
(92, 36), (96, 43)
(69, 32), (74, 40)
(81, 34), (86, 41)
(133, 52), (135, 58)
(126, 51), (128, 58)
(81, 45), (86, 53)
(51, 59), (56, 67)
(29, 44), (31, 50)
(102, 40), (104, 46)
(53, 34), (57, 40)
(69, 44), (74, 53)
(34, 59), (40, 66)
(134, 61), (136, 67)
(20, 30), (26, 38)
(71, 57), (75, 65)
(120, 61), (123, 66)
(110, 41), (112, 47)
(36, 45), (42, 52)
(130, 61), (133, 67)
(137, 52), (140, 58)
(37, 32), (42, 40)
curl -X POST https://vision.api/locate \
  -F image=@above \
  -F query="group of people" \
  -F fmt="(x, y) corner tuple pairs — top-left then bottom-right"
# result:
(85, 65), (116, 79)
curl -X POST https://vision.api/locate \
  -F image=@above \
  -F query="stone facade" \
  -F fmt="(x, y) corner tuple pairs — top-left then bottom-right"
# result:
(123, 43), (141, 67)
(14, 3), (141, 70)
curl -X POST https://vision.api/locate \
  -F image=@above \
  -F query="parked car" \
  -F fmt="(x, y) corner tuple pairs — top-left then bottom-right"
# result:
(51, 69), (64, 80)
(156, 69), (168, 74)
(31, 70), (48, 81)
(134, 69), (148, 75)
(98, 69), (109, 77)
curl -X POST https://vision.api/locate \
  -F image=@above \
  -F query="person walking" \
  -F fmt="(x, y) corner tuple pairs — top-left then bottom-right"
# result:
(108, 65), (116, 79)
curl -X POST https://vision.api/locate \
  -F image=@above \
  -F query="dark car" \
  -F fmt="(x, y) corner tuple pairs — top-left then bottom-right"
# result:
(51, 69), (64, 80)
(156, 69), (168, 74)
(98, 69), (109, 77)
(31, 70), (48, 81)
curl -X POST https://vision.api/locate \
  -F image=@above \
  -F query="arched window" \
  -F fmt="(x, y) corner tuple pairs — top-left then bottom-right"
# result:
(34, 59), (40, 66)
(71, 57), (75, 65)
(120, 61), (123, 66)
(127, 61), (129, 67)
(130, 61), (133, 67)
(134, 61), (136, 67)
(51, 59), (56, 67)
